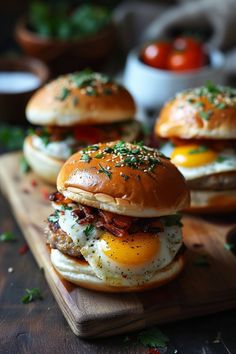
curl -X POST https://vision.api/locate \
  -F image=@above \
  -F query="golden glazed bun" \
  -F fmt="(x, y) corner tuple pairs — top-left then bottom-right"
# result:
(50, 249), (185, 293)
(23, 136), (63, 185)
(57, 141), (190, 217)
(156, 84), (236, 140)
(26, 71), (136, 126)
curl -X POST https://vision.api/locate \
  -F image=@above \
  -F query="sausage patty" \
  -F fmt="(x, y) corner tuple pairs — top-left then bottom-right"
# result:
(47, 222), (82, 258)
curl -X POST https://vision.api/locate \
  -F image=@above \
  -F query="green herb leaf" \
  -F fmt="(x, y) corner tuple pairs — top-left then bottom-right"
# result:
(193, 102), (204, 108)
(199, 111), (212, 121)
(21, 288), (43, 304)
(137, 327), (169, 348)
(0, 124), (25, 150)
(83, 144), (99, 152)
(205, 81), (221, 94)
(0, 231), (16, 242)
(81, 154), (91, 163)
(86, 87), (97, 96)
(61, 205), (72, 211)
(84, 224), (94, 237)
(19, 156), (30, 174)
(98, 163), (112, 179)
(216, 102), (226, 110)
(224, 242), (235, 251)
(94, 153), (104, 159)
(188, 145), (208, 155)
(217, 156), (229, 163)
(193, 254), (210, 267)
(48, 210), (60, 223)
(56, 87), (71, 101)
(104, 146), (113, 153)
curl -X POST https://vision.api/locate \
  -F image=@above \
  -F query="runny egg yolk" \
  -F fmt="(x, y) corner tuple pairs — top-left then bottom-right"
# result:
(102, 232), (160, 266)
(171, 145), (217, 168)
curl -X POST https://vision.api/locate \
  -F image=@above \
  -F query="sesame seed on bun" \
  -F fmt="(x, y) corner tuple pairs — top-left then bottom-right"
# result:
(57, 141), (190, 217)
(156, 84), (236, 140)
(26, 70), (136, 126)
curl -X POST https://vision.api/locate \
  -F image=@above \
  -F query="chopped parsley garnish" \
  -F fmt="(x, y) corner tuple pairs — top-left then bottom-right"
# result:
(21, 288), (43, 304)
(113, 140), (129, 155)
(86, 87), (97, 96)
(84, 224), (94, 237)
(55, 87), (71, 101)
(179, 82), (236, 116)
(48, 210), (60, 223)
(81, 153), (91, 163)
(216, 102), (226, 109)
(61, 204), (72, 211)
(193, 254), (210, 267)
(104, 146), (113, 153)
(80, 141), (166, 175)
(199, 111), (212, 121)
(204, 81), (221, 94)
(94, 153), (104, 159)
(163, 214), (183, 227)
(188, 145), (208, 155)
(0, 231), (16, 242)
(19, 156), (30, 174)
(83, 144), (99, 152)
(217, 156), (229, 163)
(137, 327), (169, 348)
(193, 102), (204, 108)
(98, 163), (112, 179)
(70, 70), (112, 90)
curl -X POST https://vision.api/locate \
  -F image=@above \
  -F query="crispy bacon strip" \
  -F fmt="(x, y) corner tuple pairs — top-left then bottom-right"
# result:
(50, 193), (164, 237)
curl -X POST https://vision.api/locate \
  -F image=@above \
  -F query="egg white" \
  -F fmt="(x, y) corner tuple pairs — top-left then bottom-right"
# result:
(32, 135), (75, 160)
(52, 203), (182, 287)
(161, 142), (236, 181)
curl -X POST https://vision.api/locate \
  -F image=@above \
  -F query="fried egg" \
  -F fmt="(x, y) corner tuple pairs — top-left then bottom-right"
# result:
(53, 203), (182, 287)
(161, 142), (236, 180)
(32, 135), (75, 160)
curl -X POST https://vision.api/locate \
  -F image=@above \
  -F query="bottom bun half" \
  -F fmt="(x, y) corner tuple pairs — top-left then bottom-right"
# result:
(185, 189), (236, 214)
(23, 136), (63, 185)
(50, 248), (185, 293)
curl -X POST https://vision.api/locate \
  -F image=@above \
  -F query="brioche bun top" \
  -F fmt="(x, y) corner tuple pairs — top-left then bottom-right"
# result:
(26, 70), (136, 126)
(156, 84), (236, 140)
(57, 141), (190, 217)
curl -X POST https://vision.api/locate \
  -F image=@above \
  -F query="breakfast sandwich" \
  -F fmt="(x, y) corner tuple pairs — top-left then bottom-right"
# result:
(24, 69), (140, 184)
(46, 141), (190, 292)
(155, 83), (236, 212)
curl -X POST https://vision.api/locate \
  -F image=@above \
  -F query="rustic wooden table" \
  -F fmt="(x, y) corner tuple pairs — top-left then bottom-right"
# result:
(1, 188), (236, 354)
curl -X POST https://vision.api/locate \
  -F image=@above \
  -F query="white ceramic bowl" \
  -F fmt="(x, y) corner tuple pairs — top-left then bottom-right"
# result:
(124, 46), (226, 109)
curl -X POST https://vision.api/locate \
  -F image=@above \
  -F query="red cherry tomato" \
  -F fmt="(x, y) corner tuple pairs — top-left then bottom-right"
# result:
(74, 126), (101, 144)
(167, 47), (206, 71)
(173, 36), (203, 51)
(141, 41), (172, 69)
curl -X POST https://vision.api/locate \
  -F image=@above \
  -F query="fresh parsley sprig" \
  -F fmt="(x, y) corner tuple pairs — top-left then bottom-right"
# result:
(0, 232), (16, 242)
(21, 288), (43, 304)
(84, 224), (94, 237)
(98, 163), (112, 179)
(137, 327), (170, 348)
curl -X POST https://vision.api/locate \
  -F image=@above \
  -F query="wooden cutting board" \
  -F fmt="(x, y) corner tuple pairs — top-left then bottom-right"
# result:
(1, 152), (236, 338)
